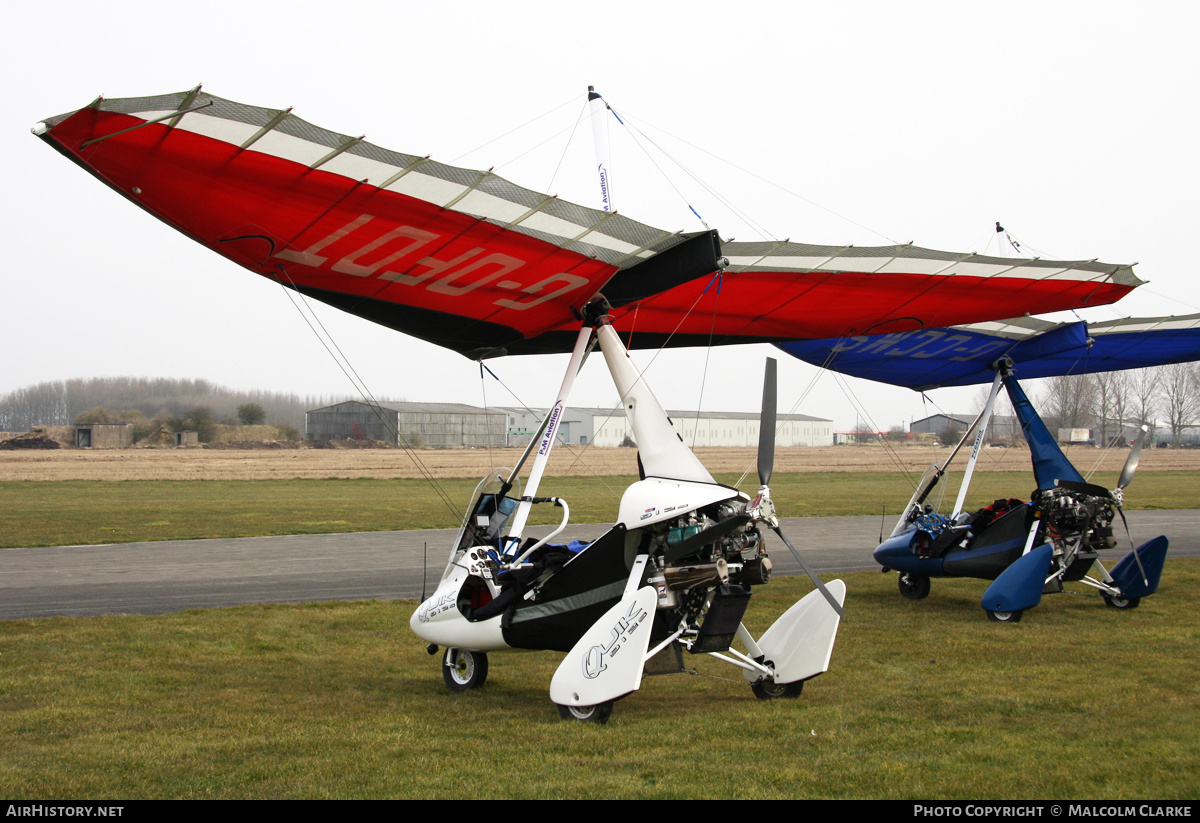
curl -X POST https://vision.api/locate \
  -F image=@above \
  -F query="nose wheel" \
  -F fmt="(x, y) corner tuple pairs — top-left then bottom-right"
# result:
(985, 609), (1023, 623)
(1102, 593), (1140, 610)
(557, 701), (613, 724)
(751, 678), (804, 700)
(898, 573), (931, 600)
(443, 648), (489, 692)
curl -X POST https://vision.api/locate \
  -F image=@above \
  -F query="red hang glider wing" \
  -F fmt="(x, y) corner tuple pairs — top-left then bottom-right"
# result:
(36, 89), (704, 357)
(586, 242), (1142, 353)
(36, 89), (1142, 357)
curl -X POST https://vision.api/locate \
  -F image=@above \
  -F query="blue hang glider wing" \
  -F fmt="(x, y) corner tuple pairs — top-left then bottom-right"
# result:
(776, 313), (1200, 391)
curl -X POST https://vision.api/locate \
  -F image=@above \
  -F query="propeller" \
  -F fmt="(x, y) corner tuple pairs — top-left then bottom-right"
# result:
(758, 357), (777, 487)
(753, 357), (844, 618)
(1113, 424), (1150, 585)
(1116, 424), (1148, 494)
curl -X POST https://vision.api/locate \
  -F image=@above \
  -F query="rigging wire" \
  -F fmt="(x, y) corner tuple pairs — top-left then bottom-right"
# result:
(1129, 287), (1200, 313)
(272, 270), (462, 520)
(544, 99), (591, 194)
(609, 105), (903, 245)
(600, 109), (724, 234)
(479, 361), (493, 471)
(829, 371), (916, 483)
(621, 119), (774, 239)
(733, 348), (834, 490)
(475, 358), (626, 505)
(1080, 433), (1123, 481)
(449, 93), (580, 165)
(690, 273), (723, 449)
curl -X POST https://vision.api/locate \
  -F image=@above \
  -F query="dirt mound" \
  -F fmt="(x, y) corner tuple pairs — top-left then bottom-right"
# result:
(305, 439), (397, 449)
(0, 434), (61, 450)
(202, 440), (302, 450)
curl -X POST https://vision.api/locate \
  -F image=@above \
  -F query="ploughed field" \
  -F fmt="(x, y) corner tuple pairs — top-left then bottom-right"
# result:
(3, 443), (1197, 482)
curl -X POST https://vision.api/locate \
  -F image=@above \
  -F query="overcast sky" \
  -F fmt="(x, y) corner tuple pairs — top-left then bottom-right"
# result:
(5, 1), (1198, 431)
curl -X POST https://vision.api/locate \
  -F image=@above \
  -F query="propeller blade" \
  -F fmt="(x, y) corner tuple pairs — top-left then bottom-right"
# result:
(1115, 506), (1150, 586)
(758, 358), (777, 487)
(1117, 425), (1148, 491)
(772, 525), (845, 618)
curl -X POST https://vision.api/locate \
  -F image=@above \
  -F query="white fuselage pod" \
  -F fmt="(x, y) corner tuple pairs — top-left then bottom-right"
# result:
(409, 558), (510, 652)
(618, 477), (741, 529)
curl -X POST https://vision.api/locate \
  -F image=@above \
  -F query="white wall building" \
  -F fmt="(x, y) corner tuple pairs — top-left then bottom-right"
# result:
(587, 408), (831, 448)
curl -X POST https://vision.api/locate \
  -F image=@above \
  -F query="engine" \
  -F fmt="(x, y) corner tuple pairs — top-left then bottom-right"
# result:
(643, 499), (771, 609)
(1037, 484), (1117, 551)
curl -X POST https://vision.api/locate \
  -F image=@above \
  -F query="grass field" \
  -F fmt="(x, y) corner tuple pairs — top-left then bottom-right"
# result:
(2, 448), (1197, 798)
(5, 443), (1200, 481)
(3, 470), (1199, 549)
(1, 565), (1196, 799)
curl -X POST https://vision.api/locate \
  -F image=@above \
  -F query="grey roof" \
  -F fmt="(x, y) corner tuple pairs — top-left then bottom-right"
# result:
(312, 401), (829, 422)
(912, 413), (972, 426)
(499, 406), (829, 423)
(308, 400), (503, 415)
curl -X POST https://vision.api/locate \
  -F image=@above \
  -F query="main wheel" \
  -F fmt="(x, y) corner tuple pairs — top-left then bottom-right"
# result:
(1102, 593), (1141, 610)
(898, 572), (931, 601)
(442, 648), (488, 692)
(751, 679), (804, 700)
(557, 701), (613, 724)
(986, 609), (1023, 623)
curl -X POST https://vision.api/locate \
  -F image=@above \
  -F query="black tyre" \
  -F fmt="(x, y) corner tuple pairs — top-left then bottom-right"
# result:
(1102, 593), (1141, 610)
(442, 648), (488, 692)
(556, 701), (613, 724)
(751, 679), (804, 700)
(985, 609), (1023, 623)
(898, 573), (931, 601)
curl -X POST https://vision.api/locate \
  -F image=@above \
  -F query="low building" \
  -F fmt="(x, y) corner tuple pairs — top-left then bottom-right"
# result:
(833, 430), (886, 445)
(511, 407), (832, 448)
(74, 423), (134, 449)
(502, 406), (603, 448)
(312, 401), (832, 449)
(910, 413), (972, 437)
(306, 401), (506, 448)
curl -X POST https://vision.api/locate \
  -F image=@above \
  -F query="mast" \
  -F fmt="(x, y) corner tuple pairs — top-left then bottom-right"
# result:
(588, 86), (614, 212)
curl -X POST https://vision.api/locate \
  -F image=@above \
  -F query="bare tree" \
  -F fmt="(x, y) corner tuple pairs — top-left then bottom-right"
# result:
(0, 377), (345, 433)
(0, 381), (70, 430)
(1092, 371), (1131, 446)
(1159, 363), (1200, 446)
(1129, 367), (1161, 433)
(971, 382), (1021, 445)
(1039, 374), (1096, 437)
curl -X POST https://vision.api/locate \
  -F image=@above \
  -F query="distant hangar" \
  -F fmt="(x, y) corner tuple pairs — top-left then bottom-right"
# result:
(306, 401), (831, 448)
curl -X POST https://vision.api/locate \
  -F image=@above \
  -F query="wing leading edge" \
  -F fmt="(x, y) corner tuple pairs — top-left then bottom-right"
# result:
(36, 89), (1142, 357)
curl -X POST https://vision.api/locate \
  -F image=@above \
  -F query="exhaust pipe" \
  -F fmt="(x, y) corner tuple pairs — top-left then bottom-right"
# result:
(663, 558), (729, 591)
